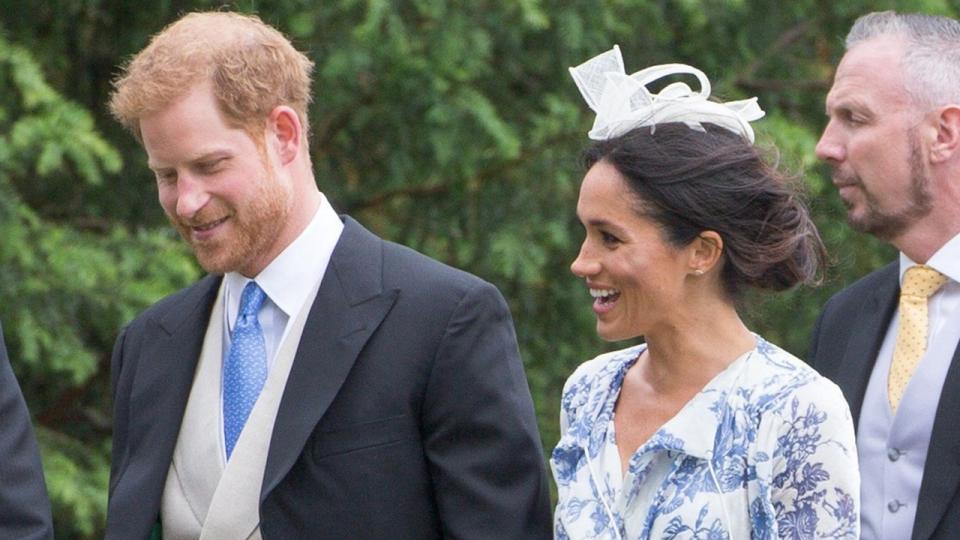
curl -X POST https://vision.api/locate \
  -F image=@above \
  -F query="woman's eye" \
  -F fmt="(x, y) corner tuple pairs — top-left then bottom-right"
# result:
(601, 232), (620, 245)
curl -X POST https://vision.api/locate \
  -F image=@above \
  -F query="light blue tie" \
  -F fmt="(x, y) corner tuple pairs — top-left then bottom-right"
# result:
(223, 281), (268, 459)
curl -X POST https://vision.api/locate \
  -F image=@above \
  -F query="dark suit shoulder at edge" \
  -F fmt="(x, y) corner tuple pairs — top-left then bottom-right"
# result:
(342, 215), (493, 295)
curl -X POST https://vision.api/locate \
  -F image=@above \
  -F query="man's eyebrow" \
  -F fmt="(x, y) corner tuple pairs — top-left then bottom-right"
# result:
(148, 150), (232, 171)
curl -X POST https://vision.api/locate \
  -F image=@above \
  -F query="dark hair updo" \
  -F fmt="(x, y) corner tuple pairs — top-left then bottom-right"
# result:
(584, 122), (826, 298)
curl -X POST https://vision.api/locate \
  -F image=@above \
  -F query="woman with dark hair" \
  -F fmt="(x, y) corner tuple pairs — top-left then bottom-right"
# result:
(551, 47), (860, 539)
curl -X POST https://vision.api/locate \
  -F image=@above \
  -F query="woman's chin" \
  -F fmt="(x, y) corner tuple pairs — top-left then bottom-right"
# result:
(596, 323), (639, 343)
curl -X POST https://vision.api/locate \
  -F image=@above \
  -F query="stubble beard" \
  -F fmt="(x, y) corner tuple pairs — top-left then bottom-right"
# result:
(840, 132), (933, 241)
(169, 170), (293, 275)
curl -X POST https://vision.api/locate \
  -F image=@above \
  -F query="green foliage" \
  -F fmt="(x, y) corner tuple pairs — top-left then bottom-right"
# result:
(0, 32), (199, 538)
(0, 1), (951, 535)
(37, 429), (111, 538)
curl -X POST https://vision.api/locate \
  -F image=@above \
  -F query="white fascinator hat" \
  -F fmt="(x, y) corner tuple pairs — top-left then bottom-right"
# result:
(569, 45), (765, 143)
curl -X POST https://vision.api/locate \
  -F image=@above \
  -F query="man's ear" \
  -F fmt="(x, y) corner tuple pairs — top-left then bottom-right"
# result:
(930, 105), (960, 163)
(267, 105), (302, 165)
(689, 230), (723, 276)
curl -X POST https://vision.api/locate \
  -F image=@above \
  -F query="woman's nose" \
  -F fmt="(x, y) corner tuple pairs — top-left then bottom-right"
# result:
(570, 243), (599, 277)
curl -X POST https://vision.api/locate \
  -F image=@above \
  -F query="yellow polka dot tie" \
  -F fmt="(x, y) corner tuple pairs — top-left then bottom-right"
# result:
(888, 265), (948, 413)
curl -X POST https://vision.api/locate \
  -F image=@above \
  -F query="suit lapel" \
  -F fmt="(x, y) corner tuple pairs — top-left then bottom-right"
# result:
(261, 218), (398, 499)
(833, 265), (899, 425)
(913, 341), (960, 540)
(125, 275), (221, 519)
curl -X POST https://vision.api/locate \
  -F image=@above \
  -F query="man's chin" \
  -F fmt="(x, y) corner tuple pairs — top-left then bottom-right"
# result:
(847, 211), (904, 241)
(192, 247), (237, 275)
(846, 216), (872, 234)
(845, 207), (874, 233)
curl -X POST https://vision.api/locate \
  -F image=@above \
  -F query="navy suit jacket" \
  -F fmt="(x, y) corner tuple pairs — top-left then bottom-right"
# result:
(809, 262), (960, 539)
(105, 217), (552, 539)
(0, 322), (53, 539)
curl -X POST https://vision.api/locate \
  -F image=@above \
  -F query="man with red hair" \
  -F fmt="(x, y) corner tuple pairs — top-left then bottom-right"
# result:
(106, 11), (550, 539)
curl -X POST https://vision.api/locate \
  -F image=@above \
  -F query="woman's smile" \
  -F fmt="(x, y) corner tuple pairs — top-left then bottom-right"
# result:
(589, 287), (621, 315)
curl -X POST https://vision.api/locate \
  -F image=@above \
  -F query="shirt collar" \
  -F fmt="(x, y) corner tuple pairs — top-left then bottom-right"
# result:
(224, 193), (344, 321)
(645, 346), (753, 460)
(899, 231), (960, 285)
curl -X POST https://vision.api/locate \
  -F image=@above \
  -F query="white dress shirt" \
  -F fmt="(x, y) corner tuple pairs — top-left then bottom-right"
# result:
(221, 194), (344, 366)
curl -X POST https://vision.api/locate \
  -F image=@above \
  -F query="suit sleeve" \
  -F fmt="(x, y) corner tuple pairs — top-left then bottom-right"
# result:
(420, 281), (552, 539)
(0, 323), (53, 540)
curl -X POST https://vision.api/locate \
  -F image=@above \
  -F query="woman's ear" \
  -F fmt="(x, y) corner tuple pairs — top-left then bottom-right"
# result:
(689, 230), (723, 276)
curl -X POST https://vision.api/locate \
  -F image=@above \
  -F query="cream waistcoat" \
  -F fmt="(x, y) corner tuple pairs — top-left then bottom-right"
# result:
(161, 278), (320, 539)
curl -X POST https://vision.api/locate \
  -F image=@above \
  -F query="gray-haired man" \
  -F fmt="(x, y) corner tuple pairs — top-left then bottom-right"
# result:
(811, 11), (960, 539)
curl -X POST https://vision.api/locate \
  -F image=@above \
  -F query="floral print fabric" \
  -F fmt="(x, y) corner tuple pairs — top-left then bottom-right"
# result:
(551, 337), (859, 539)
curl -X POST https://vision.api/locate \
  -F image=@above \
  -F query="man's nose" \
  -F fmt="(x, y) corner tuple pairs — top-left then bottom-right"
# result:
(815, 121), (846, 163)
(175, 174), (210, 218)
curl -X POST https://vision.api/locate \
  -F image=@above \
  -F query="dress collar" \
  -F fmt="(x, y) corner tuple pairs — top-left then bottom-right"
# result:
(642, 346), (753, 460)
(579, 341), (757, 461)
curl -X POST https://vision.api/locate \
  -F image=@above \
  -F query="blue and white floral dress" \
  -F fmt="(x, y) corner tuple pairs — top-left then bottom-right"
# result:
(551, 337), (859, 539)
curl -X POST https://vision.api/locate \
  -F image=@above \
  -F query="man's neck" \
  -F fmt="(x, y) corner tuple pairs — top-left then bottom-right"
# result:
(893, 215), (960, 263)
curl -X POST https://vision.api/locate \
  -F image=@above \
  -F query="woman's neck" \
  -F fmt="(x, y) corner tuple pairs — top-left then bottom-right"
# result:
(640, 301), (755, 395)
